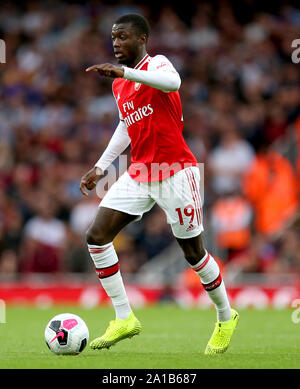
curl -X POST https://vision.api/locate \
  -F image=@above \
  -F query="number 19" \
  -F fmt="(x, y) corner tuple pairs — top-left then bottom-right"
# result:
(175, 205), (195, 225)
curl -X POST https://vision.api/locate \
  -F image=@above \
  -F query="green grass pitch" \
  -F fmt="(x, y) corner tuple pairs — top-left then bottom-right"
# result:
(1, 304), (300, 369)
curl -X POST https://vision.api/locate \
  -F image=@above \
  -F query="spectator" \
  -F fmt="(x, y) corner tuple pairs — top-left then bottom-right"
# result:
(243, 148), (299, 236)
(211, 192), (253, 261)
(136, 207), (173, 260)
(276, 228), (300, 273)
(294, 115), (300, 185)
(20, 194), (67, 272)
(208, 126), (255, 195)
(67, 194), (100, 272)
(0, 249), (18, 276)
(225, 234), (278, 274)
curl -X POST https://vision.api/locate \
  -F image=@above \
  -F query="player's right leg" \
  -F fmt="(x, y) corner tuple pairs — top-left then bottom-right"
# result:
(86, 206), (142, 349)
(86, 172), (154, 350)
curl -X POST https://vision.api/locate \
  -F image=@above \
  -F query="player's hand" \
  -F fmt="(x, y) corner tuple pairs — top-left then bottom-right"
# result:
(85, 63), (124, 78)
(80, 167), (103, 196)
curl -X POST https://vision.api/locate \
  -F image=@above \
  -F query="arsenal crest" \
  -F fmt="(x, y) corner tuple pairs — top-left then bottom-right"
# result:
(135, 82), (141, 91)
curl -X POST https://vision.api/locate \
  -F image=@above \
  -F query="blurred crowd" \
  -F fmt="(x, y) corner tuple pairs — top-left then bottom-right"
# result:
(0, 0), (300, 279)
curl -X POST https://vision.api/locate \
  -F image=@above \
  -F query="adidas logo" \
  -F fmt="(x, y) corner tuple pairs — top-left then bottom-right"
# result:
(186, 224), (195, 232)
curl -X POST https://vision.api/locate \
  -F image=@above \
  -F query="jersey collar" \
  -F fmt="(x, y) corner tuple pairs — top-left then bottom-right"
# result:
(134, 54), (150, 70)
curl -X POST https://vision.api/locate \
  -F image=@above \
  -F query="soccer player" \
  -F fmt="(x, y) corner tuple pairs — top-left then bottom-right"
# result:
(81, 13), (239, 354)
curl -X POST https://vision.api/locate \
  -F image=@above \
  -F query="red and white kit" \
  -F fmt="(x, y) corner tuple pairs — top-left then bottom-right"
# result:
(96, 54), (203, 238)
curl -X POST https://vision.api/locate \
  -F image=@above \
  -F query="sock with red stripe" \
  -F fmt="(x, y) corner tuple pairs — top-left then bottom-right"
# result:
(88, 243), (132, 320)
(192, 251), (231, 322)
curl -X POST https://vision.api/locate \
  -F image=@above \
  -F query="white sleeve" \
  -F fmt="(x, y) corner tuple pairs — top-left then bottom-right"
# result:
(94, 120), (131, 171)
(122, 55), (181, 92)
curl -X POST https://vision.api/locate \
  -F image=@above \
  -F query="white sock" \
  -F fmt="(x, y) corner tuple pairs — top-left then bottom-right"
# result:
(88, 243), (132, 320)
(192, 251), (232, 322)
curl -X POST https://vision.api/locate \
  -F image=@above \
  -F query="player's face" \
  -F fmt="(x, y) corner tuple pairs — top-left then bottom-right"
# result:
(111, 23), (145, 66)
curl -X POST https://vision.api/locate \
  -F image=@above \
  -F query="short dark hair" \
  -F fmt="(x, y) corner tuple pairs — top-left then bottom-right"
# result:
(114, 13), (150, 41)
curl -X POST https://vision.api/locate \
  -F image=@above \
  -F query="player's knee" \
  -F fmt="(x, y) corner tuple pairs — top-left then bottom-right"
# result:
(86, 226), (110, 246)
(183, 247), (206, 266)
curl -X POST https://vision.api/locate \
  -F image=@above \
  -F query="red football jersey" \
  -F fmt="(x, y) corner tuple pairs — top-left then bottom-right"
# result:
(112, 54), (197, 182)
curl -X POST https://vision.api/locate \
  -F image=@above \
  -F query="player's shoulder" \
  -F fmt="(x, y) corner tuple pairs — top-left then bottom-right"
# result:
(150, 54), (171, 62)
(148, 54), (176, 71)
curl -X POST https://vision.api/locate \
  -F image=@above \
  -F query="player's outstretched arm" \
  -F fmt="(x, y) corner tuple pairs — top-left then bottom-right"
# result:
(123, 55), (181, 92)
(123, 66), (180, 92)
(86, 56), (181, 92)
(86, 63), (124, 78)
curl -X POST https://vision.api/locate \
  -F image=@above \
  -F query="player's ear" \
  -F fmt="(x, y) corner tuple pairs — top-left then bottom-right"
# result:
(138, 34), (147, 45)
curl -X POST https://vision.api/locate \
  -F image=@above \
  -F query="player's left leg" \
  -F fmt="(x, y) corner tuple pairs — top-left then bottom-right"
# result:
(155, 166), (239, 354)
(176, 234), (239, 354)
(176, 233), (232, 321)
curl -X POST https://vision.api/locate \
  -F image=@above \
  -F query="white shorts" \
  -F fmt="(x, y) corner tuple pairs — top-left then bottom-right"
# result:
(100, 166), (203, 239)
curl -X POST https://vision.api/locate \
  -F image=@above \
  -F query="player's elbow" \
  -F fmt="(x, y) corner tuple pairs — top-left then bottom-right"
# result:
(166, 75), (181, 92)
